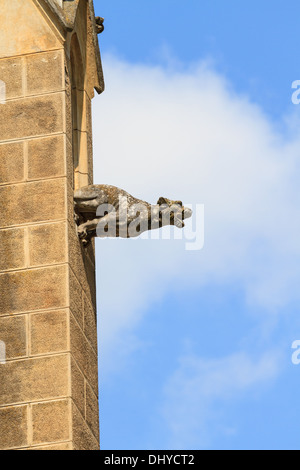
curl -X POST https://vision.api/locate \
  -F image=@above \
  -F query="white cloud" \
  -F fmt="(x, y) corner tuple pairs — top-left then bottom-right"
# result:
(160, 350), (282, 449)
(92, 54), (300, 374)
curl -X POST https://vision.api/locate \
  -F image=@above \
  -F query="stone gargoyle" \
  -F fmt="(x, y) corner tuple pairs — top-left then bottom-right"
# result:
(74, 184), (193, 246)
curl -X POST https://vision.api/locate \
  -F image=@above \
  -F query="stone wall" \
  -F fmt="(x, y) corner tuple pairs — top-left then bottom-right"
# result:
(0, 0), (100, 451)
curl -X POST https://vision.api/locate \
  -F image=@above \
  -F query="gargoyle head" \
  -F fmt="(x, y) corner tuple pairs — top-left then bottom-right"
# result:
(157, 197), (193, 228)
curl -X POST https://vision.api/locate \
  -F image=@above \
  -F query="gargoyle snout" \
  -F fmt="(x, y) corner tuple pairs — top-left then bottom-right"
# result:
(183, 207), (193, 220)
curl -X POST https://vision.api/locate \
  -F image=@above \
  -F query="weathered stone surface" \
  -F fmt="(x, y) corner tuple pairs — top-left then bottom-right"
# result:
(81, 252), (96, 307)
(0, 94), (64, 141)
(28, 222), (67, 267)
(87, 133), (94, 186)
(67, 183), (77, 225)
(0, 0), (61, 59)
(30, 310), (68, 356)
(74, 184), (192, 245)
(72, 403), (100, 451)
(0, 265), (68, 315)
(68, 220), (96, 310)
(0, 405), (28, 449)
(26, 51), (64, 95)
(65, 84), (72, 145)
(83, 293), (97, 353)
(70, 313), (98, 394)
(0, 228), (25, 271)
(76, 132), (88, 174)
(0, 142), (24, 184)
(0, 57), (23, 100)
(69, 268), (84, 328)
(71, 357), (85, 418)
(0, 354), (69, 405)
(85, 382), (100, 442)
(0, 179), (66, 228)
(73, 90), (88, 132)
(31, 399), (70, 445)
(85, 95), (94, 187)
(29, 442), (73, 450)
(0, 315), (27, 360)
(28, 135), (65, 180)
(0, 0), (101, 451)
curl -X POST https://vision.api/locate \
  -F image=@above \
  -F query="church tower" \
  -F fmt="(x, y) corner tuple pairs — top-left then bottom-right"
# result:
(0, 0), (104, 450)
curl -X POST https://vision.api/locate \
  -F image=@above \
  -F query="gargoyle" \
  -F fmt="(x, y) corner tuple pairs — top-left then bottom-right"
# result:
(74, 184), (192, 246)
(95, 17), (104, 34)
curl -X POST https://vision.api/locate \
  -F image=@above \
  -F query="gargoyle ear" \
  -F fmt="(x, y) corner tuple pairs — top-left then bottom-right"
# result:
(157, 197), (167, 205)
(175, 200), (183, 207)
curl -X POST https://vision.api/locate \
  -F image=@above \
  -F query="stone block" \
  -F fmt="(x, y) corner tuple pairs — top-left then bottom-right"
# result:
(0, 315), (27, 360)
(70, 313), (98, 394)
(72, 403), (100, 451)
(71, 357), (85, 417)
(0, 228), (25, 271)
(83, 293), (98, 353)
(69, 268), (84, 328)
(0, 405), (28, 449)
(31, 399), (70, 445)
(26, 51), (63, 95)
(0, 57), (23, 100)
(28, 135), (66, 180)
(30, 442), (72, 450)
(82, 253), (97, 309)
(0, 94), (64, 141)
(88, 131), (94, 186)
(65, 138), (74, 189)
(30, 310), (68, 356)
(67, 183), (76, 226)
(68, 220), (96, 310)
(0, 354), (69, 405)
(0, 179), (66, 228)
(0, 141), (24, 184)
(65, 85), (72, 145)
(0, 0), (61, 58)
(0, 265), (68, 316)
(85, 382), (100, 442)
(73, 90), (90, 132)
(28, 222), (67, 267)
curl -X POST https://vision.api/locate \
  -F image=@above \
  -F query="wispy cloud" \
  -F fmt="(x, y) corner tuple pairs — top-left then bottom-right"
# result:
(160, 349), (282, 449)
(93, 54), (300, 375)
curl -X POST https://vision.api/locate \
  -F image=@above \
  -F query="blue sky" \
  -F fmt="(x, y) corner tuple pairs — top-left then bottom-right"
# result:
(92, 0), (300, 450)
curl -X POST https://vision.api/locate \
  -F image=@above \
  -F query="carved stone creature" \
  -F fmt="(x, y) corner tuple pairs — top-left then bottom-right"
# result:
(95, 17), (104, 34)
(74, 184), (193, 246)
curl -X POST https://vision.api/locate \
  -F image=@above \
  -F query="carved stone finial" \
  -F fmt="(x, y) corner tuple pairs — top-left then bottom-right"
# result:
(74, 184), (193, 246)
(95, 17), (104, 34)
